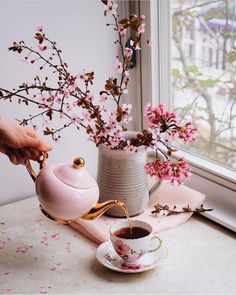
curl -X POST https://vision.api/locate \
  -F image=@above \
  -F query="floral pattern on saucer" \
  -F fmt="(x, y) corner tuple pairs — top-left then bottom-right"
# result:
(96, 241), (168, 274)
(104, 253), (148, 270)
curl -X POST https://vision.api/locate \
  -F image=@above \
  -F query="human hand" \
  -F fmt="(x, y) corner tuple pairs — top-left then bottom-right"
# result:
(0, 119), (52, 165)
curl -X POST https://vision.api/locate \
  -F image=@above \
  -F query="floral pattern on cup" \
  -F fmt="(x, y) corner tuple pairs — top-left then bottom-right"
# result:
(113, 239), (130, 256)
(113, 239), (145, 261)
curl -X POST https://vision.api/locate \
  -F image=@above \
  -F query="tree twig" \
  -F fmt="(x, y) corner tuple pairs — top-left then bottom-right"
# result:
(151, 203), (213, 216)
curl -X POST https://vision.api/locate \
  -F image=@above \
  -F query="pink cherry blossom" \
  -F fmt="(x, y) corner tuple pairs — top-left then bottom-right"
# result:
(177, 122), (197, 143)
(144, 103), (177, 131)
(4, 272), (11, 276)
(125, 70), (129, 76)
(115, 59), (123, 73)
(99, 93), (107, 102)
(118, 27), (127, 36)
(138, 23), (145, 33)
(70, 115), (81, 124)
(63, 89), (70, 97)
(16, 246), (33, 253)
(51, 233), (60, 240)
(54, 95), (62, 105)
(145, 157), (191, 185)
(104, 0), (118, 15)
(146, 38), (153, 47)
(38, 44), (47, 52)
(82, 109), (91, 121)
(124, 47), (133, 58)
(113, 130), (124, 141)
(124, 144), (137, 154)
(86, 92), (94, 102)
(108, 138), (120, 149)
(53, 135), (62, 143)
(40, 234), (49, 245)
(108, 115), (118, 129)
(41, 120), (49, 127)
(122, 116), (132, 124)
(78, 70), (86, 80)
(36, 24), (44, 32)
(66, 102), (74, 112)
(114, 239), (130, 256)
(21, 56), (29, 63)
(101, 101), (108, 112)
(122, 103), (132, 114)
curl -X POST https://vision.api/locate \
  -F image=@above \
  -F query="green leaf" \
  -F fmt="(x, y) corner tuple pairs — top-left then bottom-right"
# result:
(184, 65), (199, 74)
(181, 81), (196, 90)
(200, 79), (220, 88)
(172, 68), (180, 78)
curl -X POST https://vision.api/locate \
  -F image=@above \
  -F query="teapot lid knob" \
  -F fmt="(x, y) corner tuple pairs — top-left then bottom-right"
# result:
(73, 157), (85, 168)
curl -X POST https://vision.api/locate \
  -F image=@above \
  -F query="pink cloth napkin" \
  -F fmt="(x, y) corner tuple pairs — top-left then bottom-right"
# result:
(70, 181), (205, 244)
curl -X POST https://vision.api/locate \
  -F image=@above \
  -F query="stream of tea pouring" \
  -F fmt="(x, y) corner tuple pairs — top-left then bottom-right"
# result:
(24, 153), (133, 230)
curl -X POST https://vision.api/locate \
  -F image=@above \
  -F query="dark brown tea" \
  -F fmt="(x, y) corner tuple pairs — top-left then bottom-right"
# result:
(113, 226), (150, 239)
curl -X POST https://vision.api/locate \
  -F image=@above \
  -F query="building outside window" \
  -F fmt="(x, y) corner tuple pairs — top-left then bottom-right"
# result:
(171, 0), (236, 171)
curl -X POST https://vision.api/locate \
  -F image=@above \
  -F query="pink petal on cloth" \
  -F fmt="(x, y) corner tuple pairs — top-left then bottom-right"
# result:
(69, 180), (205, 245)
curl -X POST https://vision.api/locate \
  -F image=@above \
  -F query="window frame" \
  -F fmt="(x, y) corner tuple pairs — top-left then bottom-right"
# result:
(138, 0), (236, 232)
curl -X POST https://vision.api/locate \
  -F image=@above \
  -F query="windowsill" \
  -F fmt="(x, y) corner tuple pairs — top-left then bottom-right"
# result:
(198, 196), (236, 233)
(0, 197), (235, 294)
(173, 149), (236, 190)
(148, 151), (236, 232)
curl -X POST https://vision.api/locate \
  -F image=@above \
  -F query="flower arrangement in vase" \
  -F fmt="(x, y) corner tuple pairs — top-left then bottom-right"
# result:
(0, 0), (197, 216)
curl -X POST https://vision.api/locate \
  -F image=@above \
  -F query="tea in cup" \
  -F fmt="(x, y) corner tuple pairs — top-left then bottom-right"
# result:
(110, 220), (162, 266)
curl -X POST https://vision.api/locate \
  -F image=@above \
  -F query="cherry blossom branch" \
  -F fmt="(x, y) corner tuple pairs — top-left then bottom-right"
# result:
(151, 204), (213, 216)
(18, 110), (48, 126)
(0, 0), (198, 185)
(43, 122), (73, 140)
(113, 15), (126, 105)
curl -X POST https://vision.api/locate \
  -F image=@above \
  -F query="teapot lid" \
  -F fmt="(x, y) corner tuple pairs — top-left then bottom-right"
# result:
(53, 157), (94, 189)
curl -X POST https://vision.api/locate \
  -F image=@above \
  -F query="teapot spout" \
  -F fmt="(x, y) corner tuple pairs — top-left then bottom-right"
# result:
(81, 200), (125, 220)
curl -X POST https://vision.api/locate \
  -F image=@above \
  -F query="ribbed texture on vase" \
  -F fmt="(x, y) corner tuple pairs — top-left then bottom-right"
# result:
(97, 145), (149, 217)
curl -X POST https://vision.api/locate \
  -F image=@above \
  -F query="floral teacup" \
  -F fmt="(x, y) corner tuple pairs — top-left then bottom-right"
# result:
(110, 220), (162, 266)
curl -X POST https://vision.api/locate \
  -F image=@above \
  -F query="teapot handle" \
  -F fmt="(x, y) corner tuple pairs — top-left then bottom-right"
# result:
(24, 152), (48, 182)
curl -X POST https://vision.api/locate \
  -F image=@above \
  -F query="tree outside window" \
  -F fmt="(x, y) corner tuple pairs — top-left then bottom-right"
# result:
(172, 0), (236, 170)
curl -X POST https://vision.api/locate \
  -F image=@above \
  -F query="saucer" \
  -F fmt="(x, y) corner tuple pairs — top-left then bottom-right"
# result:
(96, 240), (168, 273)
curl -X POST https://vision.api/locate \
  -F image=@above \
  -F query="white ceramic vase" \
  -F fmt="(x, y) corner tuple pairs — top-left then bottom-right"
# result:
(97, 134), (160, 217)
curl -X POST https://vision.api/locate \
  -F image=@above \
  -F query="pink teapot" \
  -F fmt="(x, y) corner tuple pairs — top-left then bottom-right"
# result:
(25, 154), (124, 224)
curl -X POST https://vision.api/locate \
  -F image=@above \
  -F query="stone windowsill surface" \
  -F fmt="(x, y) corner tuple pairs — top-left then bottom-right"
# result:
(0, 197), (235, 294)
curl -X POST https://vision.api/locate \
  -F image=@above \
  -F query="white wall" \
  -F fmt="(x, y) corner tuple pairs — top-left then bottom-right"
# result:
(0, 0), (117, 205)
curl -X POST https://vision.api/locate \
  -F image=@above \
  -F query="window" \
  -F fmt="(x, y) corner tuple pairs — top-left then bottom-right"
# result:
(171, 0), (236, 171)
(138, 0), (236, 231)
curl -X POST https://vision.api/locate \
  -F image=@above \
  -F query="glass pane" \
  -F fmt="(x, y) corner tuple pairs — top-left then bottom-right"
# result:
(171, 0), (236, 170)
